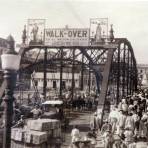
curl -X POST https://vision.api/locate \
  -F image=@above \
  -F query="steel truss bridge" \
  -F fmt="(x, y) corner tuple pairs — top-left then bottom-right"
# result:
(0, 37), (137, 120)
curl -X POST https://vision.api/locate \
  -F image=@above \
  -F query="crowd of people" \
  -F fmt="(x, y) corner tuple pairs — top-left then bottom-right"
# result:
(64, 95), (99, 111)
(70, 89), (148, 148)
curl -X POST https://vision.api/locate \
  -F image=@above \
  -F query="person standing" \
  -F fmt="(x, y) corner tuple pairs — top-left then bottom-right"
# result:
(125, 112), (135, 132)
(101, 119), (113, 148)
(132, 110), (140, 138)
(96, 109), (102, 131)
(90, 113), (97, 131)
(31, 105), (42, 119)
(139, 111), (148, 140)
(71, 125), (81, 148)
(116, 109), (127, 136)
(124, 112), (135, 148)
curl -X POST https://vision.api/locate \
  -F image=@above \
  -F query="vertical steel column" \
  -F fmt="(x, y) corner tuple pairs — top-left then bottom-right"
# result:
(59, 48), (63, 99)
(88, 49), (93, 95)
(80, 54), (84, 91)
(132, 56), (138, 92)
(43, 48), (47, 100)
(122, 45), (126, 97)
(88, 64), (91, 95)
(129, 56), (133, 94)
(71, 49), (75, 101)
(95, 73), (100, 94)
(131, 60), (135, 95)
(134, 65), (138, 92)
(126, 49), (130, 96)
(133, 67), (136, 92)
(116, 45), (121, 105)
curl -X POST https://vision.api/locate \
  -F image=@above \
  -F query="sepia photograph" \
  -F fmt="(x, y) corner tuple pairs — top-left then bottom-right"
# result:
(0, 0), (147, 148)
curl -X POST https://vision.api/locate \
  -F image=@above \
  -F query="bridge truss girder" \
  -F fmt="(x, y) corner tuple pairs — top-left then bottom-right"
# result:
(0, 38), (138, 109)
(19, 38), (137, 102)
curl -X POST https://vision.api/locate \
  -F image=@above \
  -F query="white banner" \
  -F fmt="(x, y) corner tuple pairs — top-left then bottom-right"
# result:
(45, 28), (89, 46)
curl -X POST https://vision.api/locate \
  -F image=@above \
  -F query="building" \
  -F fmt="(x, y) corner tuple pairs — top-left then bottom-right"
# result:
(31, 72), (80, 90)
(30, 70), (97, 94)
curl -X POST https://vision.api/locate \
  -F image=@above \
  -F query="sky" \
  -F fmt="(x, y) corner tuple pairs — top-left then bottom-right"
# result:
(0, 0), (148, 64)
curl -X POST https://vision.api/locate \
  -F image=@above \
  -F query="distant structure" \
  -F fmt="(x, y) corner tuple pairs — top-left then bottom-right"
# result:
(31, 72), (80, 90)
(137, 64), (148, 88)
(22, 25), (27, 44)
(109, 24), (114, 42)
(30, 70), (97, 94)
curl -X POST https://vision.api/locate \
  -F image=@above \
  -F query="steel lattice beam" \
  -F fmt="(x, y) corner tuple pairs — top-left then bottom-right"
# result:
(0, 38), (138, 111)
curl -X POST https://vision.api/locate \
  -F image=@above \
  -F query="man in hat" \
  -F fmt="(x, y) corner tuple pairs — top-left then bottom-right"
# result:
(139, 110), (148, 140)
(108, 106), (119, 134)
(71, 125), (81, 148)
(132, 110), (140, 138)
(117, 109), (127, 136)
(31, 105), (42, 119)
(125, 112), (135, 132)
(118, 98), (128, 113)
(121, 99), (128, 113)
(123, 112), (135, 146)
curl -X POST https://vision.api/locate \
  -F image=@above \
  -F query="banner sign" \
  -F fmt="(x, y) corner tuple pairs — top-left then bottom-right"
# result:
(27, 19), (45, 44)
(26, 18), (109, 46)
(44, 28), (89, 46)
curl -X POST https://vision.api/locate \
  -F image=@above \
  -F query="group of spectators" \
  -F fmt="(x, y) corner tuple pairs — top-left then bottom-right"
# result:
(94, 89), (148, 148)
(64, 95), (98, 111)
(71, 89), (148, 148)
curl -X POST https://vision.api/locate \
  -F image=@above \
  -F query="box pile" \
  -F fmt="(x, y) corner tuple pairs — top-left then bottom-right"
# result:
(11, 119), (62, 148)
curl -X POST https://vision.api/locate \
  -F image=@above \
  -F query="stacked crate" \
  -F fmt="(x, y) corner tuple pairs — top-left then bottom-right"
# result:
(11, 119), (62, 148)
